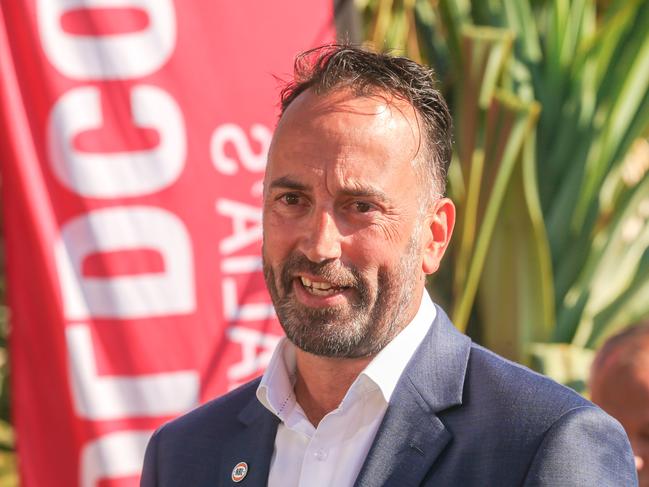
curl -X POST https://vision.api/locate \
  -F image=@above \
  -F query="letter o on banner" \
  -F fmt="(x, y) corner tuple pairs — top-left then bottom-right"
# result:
(36, 0), (176, 80)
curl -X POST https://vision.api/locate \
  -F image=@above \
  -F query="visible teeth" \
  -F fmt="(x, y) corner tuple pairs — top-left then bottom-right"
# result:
(299, 277), (342, 295)
(309, 287), (336, 296)
(312, 281), (332, 290)
(300, 277), (333, 290)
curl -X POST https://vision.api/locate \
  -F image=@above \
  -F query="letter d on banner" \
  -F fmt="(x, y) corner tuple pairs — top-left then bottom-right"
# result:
(55, 206), (195, 319)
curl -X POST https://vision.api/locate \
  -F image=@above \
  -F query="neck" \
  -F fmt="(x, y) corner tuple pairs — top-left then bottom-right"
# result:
(293, 350), (372, 427)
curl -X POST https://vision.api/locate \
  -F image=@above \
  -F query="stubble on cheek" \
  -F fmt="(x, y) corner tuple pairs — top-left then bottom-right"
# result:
(261, 250), (377, 357)
(261, 244), (418, 359)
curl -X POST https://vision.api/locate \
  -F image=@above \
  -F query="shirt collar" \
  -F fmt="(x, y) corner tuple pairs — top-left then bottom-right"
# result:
(256, 290), (436, 417)
(257, 338), (297, 419)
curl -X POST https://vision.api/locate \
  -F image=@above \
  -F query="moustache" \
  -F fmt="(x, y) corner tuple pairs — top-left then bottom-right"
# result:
(279, 253), (362, 291)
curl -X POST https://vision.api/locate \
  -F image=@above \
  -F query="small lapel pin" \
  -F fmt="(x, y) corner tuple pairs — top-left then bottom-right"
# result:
(231, 461), (248, 483)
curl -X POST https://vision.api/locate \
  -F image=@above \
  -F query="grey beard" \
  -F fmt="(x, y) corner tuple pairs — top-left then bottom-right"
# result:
(262, 237), (420, 358)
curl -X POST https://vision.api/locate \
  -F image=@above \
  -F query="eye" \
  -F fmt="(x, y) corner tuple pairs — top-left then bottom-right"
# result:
(352, 201), (375, 213)
(280, 193), (302, 205)
(275, 192), (310, 209)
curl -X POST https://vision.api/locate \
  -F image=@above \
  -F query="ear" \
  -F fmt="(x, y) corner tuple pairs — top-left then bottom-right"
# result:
(421, 198), (455, 274)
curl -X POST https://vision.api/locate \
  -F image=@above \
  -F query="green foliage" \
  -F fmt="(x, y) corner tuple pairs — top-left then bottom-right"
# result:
(359, 0), (649, 390)
(0, 217), (16, 485)
(0, 420), (16, 487)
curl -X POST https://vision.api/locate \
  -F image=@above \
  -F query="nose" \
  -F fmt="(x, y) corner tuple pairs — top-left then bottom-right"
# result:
(298, 208), (342, 263)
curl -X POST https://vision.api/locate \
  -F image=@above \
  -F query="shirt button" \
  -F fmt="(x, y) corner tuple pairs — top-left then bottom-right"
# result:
(313, 449), (328, 461)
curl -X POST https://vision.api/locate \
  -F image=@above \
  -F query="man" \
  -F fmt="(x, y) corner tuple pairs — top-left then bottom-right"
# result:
(141, 46), (636, 486)
(591, 323), (649, 486)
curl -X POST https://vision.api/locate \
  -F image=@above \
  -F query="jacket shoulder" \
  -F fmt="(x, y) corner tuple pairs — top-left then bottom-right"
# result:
(428, 343), (636, 485)
(465, 343), (591, 416)
(522, 403), (637, 485)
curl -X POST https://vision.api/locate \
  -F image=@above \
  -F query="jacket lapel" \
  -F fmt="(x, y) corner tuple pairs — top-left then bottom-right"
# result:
(354, 306), (471, 487)
(218, 393), (280, 486)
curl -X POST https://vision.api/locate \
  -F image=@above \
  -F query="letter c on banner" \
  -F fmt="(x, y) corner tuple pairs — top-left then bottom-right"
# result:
(37, 0), (176, 80)
(47, 85), (186, 198)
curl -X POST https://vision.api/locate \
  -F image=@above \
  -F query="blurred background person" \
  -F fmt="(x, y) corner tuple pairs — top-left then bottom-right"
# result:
(591, 323), (649, 486)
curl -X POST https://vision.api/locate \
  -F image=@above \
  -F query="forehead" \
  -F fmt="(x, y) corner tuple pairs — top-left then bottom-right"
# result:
(267, 88), (423, 183)
(278, 87), (419, 131)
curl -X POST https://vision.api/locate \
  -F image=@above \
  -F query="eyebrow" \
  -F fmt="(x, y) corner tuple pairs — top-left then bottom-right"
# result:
(268, 176), (310, 192)
(268, 176), (389, 202)
(339, 187), (389, 202)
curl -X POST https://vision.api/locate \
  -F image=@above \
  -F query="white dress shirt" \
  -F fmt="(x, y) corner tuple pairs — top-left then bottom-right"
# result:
(256, 290), (437, 487)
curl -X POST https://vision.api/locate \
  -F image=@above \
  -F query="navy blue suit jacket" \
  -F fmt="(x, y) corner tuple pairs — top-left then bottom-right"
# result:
(141, 307), (637, 486)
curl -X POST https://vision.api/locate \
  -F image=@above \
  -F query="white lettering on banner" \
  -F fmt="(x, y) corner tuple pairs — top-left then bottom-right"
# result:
(47, 85), (186, 198)
(80, 430), (152, 487)
(216, 199), (263, 255)
(221, 255), (263, 274)
(216, 204), (274, 321)
(35, 0), (187, 484)
(217, 197), (282, 390)
(226, 327), (281, 390)
(221, 256), (275, 322)
(67, 325), (199, 419)
(211, 123), (272, 175)
(55, 206), (195, 320)
(37, 0), (176, 80)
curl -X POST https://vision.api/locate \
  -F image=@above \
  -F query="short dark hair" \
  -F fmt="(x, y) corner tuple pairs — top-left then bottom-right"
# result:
(279, 45), (453, 195)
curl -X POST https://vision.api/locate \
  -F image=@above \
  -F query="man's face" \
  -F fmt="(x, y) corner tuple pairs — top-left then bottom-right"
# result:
(262, 88), (453, 358)
(591, 351), (649, 486)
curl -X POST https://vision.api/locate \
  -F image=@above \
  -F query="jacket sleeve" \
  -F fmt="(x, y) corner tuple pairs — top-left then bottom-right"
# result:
(523, 405), (637, 486)
(140, 427), (162, 487)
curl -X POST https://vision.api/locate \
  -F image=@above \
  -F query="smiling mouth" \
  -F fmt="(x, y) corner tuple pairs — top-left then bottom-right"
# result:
(299, 276), (350, 296)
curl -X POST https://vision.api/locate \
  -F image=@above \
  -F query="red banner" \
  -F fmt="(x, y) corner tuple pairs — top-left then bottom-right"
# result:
(0, 1), (334, 486)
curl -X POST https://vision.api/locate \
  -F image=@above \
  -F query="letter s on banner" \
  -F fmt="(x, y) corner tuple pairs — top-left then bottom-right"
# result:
(54, 206), (195, 320)
(210, 123), (272, 175)
(37, 0), (176, 80)
(47, 85), (186, 198)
